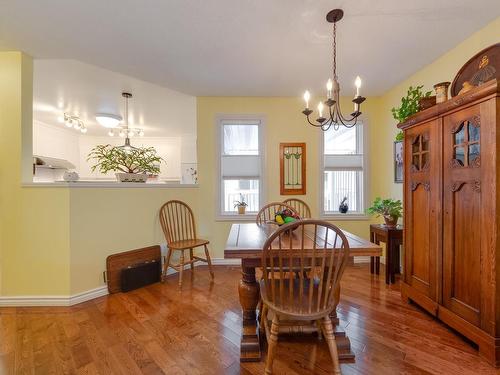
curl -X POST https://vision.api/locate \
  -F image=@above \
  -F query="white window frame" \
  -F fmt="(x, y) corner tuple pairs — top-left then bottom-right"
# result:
(215, 115), (266, 221)
(319, 121), (370, 220)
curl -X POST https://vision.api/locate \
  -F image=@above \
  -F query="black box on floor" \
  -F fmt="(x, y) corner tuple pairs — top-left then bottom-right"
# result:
(120, 259), (161, 292)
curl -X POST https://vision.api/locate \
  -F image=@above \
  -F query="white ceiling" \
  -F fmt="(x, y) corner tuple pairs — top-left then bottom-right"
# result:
(33, 59), (197, 137)
(1, 1), (500, 96)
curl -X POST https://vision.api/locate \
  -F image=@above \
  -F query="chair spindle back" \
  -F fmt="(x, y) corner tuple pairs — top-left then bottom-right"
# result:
(256, 202), (299, 225)
(283, 198), (311, 218)
(159, 200), (197, 245)
(261, 219), (350, 315)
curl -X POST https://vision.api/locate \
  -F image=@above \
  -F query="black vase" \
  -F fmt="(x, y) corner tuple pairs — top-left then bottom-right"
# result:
(339, 203), (348, 214)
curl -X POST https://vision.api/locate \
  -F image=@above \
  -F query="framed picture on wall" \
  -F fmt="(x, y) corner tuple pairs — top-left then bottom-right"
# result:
(280, 143), (306, 195)
(394, 141), (403, 183)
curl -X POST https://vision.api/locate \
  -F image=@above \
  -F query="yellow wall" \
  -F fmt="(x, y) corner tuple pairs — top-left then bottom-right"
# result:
(69, 187), (198, 294)
(378, 16), (500, 201)
(196, 96), (381, 259)
(1, 16), (498, 297)
(0, 52), (71, 296)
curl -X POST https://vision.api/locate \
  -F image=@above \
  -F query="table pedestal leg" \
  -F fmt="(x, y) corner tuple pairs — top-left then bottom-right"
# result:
(329, 284), (355, 361)
(239, 264), (261, 362)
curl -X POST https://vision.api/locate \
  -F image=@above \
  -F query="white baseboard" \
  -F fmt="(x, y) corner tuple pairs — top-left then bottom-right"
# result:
(0, 286), (109, 307)
(211, 258), (241, 266)
(353, 256), (386, 265)
(69, 286), (109, 305)
(164, 257), (241, 275)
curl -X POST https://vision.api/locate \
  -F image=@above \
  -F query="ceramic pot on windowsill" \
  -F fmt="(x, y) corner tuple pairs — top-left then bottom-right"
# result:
(383, 215), (398, 228)
(237, 205), (247, 215)
(115, 172), (148, 183)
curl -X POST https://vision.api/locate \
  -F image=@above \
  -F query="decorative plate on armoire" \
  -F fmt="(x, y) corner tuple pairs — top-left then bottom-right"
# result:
(450, 43), (500, 97)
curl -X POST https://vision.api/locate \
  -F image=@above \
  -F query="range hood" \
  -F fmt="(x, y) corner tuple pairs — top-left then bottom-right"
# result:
(33, 155), (76, 182)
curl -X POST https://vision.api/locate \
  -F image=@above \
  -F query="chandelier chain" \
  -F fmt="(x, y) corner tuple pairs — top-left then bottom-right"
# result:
(332, 22), (337, 80)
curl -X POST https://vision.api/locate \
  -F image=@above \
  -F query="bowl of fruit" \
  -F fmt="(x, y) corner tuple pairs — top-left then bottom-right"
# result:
(272, 208), (301, 230)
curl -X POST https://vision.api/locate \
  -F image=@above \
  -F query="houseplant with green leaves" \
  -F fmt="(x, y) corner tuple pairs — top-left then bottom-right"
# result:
(233, 194), (248, 214)
(391, 85), (432, 123)
(367, 197), (403, 227)
(87, 144), (164, 182)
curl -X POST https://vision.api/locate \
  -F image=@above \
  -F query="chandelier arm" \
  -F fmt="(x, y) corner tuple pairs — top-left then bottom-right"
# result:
(305, 114), (329, 128)
(337, 110), (356, 126)
(332, 102), (351, 126)
(322, 123), (332, 131)
(336, 103), (359, 127)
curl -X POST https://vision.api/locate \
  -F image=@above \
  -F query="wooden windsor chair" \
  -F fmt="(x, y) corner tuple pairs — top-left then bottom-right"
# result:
(159, 200), (214, 288)
(282, 198), (312, 218)
(256, 202), (299, 225)
(260, 219), (350, 375)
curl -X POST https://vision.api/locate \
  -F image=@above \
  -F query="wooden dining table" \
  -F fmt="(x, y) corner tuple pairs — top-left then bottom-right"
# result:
(224, 222), (383, 362)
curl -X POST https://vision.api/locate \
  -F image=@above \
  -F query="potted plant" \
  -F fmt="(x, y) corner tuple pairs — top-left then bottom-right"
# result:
(391, 85), (433, 123)
(367, 197), (403, 227)
(339, 197), (348, 213)
(87, 144), (164, 182)
(234, 194), (248, 215)
(395, 131), (404, 142)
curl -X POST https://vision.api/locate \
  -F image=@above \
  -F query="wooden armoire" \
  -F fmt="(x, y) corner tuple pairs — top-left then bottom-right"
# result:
(398, 79), (500, 366)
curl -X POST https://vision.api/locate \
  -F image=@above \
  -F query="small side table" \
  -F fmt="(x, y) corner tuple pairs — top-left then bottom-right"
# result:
(369, 224), (403, 284)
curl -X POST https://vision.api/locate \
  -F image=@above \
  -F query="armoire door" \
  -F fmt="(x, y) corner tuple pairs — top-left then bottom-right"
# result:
(403, 119), (441, 303)
(442, 104), (483, 327)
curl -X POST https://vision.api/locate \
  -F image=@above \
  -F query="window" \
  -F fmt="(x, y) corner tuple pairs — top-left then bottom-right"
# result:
(321, 124), (366, 216)
(217, 118), (264, 217)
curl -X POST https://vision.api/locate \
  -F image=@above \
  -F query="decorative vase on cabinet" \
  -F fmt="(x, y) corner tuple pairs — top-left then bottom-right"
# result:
(398, 79), (500, 367)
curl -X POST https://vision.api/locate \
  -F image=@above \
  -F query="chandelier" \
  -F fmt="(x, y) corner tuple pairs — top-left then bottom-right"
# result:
(301, 9), (366, 131)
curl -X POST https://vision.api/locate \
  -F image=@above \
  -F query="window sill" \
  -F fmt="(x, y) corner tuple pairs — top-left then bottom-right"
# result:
(216, 214), (257, 222)
(320, 213), (370, 221)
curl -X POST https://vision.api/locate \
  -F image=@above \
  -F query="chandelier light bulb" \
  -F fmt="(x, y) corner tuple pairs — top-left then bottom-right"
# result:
(326, 79), (333, 99)
(108, 130), (114, 137)
(65, 120), (73, 128)
(355, 76), (362, 96)
(318, 102), (324, 118)
(128, 130), (135, 137)
(119, 130), (125, 137)
(80, 127), (87, 134)
(74, 122), (81, 130)
(138, 130), (144, 137)
(303, 90), (310, 109)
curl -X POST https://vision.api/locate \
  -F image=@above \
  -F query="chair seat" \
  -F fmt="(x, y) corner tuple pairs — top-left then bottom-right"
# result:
(260, 278), (332, 320)
(168, 238), (209, 250)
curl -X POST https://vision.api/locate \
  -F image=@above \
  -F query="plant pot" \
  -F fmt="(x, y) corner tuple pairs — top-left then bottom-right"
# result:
(115, 173), (148, 183)
(237, 206), (246, 215)
(418, 96), (436, 111)
(383, 215), (398, 227)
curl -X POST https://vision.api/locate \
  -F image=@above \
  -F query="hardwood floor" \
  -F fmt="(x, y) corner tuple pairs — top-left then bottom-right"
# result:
(0, 264), (497, 374)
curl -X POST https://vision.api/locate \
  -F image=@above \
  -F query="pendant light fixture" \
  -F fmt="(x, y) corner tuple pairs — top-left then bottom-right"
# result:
(97, 94), (144, 138)
(118, 92), (136, 151)
(301, 9), (366, 131)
